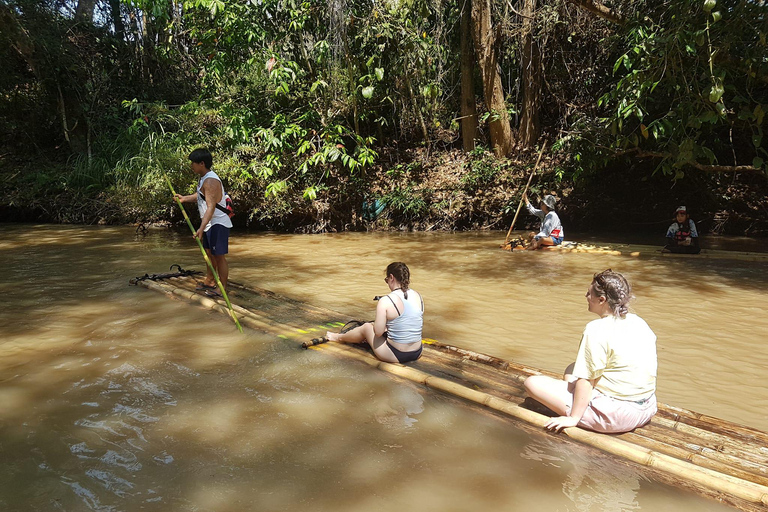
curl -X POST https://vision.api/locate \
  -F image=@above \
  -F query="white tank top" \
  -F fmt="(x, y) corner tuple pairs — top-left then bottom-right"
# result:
(385, 289), (424, 344)
(196, 170), (233, 231)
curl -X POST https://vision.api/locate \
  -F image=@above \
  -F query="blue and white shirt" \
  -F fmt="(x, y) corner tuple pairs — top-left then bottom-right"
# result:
(527, 203), (563, 240)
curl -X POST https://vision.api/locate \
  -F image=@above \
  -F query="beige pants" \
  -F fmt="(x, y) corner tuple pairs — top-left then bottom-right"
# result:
(566, 390), (657, 433)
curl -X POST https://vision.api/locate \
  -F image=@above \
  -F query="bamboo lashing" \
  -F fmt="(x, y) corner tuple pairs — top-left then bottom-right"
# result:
(503, 142), (547, 245)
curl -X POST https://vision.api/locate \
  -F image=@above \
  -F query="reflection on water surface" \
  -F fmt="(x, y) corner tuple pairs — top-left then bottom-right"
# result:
(0, 224), (760, 511)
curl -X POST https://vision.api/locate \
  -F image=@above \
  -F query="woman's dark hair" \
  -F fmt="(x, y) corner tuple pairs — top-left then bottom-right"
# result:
(386, 262), (411, 298)
(189, 148), (213, 170)
(592, 269), (634, 318)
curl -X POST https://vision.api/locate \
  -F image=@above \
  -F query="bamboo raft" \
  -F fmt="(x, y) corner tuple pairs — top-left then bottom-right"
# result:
(132, 272), (768, 511)
(507, 241), (768, 262)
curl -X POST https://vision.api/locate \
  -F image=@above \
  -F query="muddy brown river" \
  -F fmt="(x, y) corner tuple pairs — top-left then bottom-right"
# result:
(1, 224), (765, 511)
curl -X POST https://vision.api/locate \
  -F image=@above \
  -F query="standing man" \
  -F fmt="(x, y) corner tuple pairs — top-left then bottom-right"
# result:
(174, 148), (233, 296)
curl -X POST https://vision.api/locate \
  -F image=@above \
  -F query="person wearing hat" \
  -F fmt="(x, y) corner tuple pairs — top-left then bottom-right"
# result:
(523, 192), (564, 250)
(663, 206), (701, 254)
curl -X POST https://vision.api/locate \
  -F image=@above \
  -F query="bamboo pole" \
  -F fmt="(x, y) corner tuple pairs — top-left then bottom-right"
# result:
(627, 428), (768, 481)
(503, 142), (547, 245)
(312, 342), (768, 509)
(622, 431), (768, 486)
(164, 174), (242, 332)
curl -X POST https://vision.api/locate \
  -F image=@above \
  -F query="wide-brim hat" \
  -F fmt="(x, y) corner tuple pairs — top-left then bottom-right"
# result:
(542, 195), (557, 210)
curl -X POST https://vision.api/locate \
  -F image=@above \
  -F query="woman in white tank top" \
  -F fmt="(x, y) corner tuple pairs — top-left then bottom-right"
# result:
(325, 262), (424, 363)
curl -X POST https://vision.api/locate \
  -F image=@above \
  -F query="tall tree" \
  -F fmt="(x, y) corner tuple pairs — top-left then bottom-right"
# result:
(460, 0), (478, 151)
(471, 0), (513, 157)
(518, 0), (541, 146)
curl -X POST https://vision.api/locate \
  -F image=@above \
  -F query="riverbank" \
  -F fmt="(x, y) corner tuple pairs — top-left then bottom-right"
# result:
(2, 145), (767, 236)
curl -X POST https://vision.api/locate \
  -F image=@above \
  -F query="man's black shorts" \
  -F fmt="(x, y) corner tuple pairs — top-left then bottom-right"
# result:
(202, 224), (229, 255)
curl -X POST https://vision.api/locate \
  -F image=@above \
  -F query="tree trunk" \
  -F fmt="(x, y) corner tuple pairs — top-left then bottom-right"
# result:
(75, 0), (97, 23)
(460, 0), (478, 152)
(0, 2), (39, 78)
(518, 0), (541, 147)
(1, 3), (88, 153)
(471, 0), (513, 157)
(109, 0), (125, 40)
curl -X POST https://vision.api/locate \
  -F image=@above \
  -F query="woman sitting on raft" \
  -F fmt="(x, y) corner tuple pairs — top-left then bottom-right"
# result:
(326, 262), (424, 363)
(524, 269), (658, 433)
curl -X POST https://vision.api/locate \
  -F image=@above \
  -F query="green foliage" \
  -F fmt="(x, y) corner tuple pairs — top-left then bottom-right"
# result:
(592, 0), (767, 176)
(461, 148), (499, 190)
(381, 185), (429, 221)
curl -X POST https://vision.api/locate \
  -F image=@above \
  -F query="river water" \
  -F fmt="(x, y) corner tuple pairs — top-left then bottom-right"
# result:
(1, 224), (766, 511)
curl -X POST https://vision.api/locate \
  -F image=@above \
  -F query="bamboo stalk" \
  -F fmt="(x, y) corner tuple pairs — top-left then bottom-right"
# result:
(313, 342), (768, 509)
(503, 142), (547, 245)
(642, 421), (768, 470)
(164, 174), (242, 332)
(656, 404), (768, 446)
(621, 431), (768, 486)
(628, 428), (768, 480)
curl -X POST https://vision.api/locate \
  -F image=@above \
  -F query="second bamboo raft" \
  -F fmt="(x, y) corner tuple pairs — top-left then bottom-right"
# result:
(133, 272), (768, 512)
(506, 241), (768, 262)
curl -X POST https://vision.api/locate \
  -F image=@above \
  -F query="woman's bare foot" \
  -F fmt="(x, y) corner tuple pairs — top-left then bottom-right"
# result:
(326, 331), (341, 342)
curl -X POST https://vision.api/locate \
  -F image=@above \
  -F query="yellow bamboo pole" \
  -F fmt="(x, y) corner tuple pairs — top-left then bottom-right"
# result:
(164, 174), (242, 332)
(503, 142), (547, 245)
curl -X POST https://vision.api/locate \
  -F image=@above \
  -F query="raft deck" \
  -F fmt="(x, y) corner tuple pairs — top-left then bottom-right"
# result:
(132, 271), (768, 512)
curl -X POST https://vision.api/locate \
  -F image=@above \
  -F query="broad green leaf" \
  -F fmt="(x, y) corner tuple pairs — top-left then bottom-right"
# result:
(375, 68), (384, 81)
(709, 82), (724, 103)
(711, 11), (721, 22)
(701, 146), (716, 163)
(753, 134), (763, 148)
(753, 157), (764, 168)
(362, 86), (374, 99)
(703, 0), (716, 13)
(754, 104), (765, 125)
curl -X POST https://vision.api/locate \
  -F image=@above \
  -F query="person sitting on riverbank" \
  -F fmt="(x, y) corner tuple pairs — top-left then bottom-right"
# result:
(523, 192), (564, 250)
(325, 262), (424, 363)
(524, 269), (658, 433)
(663, 206), (701, 254)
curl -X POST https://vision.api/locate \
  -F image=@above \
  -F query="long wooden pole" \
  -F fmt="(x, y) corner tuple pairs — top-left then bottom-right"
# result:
(164, 174), (242, 332)
(504, 141), (547, 244)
